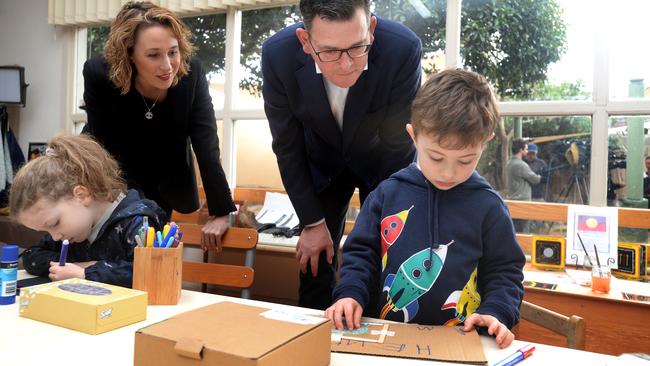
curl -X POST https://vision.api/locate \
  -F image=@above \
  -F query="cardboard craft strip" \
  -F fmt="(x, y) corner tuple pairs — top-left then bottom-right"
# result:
(331, 323), (487, 365)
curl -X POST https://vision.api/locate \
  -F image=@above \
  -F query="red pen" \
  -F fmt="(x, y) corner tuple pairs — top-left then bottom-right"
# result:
(493, 344), (535, 366)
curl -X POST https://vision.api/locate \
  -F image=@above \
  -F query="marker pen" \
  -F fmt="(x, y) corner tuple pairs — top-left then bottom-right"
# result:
(493, 344), (535, 366)
(59, 240), (70, 266)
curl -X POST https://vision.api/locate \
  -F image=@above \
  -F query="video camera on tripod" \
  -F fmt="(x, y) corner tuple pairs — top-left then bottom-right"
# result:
(548, 139), (591, 171)
(608, 150), (626, 170)
(547, 139), (590, 204)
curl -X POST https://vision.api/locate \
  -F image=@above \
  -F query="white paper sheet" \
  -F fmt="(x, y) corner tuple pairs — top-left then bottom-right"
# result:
(255, 192), (300, 229)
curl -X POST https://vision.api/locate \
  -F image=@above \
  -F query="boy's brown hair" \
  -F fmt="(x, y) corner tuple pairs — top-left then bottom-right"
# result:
(105, 1), (194, 95)
(410, 69), (499, 149)
(9, 134), (126, 218)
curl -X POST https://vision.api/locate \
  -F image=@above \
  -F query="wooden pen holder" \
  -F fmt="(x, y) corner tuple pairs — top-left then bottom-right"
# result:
(132, 243), (183, 305)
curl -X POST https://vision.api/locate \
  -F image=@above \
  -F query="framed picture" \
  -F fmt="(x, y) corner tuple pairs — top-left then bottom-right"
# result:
(28, 142), (47, 161)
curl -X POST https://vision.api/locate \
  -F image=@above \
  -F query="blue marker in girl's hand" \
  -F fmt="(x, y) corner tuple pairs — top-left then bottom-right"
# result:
(59, 240), (70, 266)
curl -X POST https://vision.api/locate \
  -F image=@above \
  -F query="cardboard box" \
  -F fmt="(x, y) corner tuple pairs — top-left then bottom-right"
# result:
(135, 301), (331, 366)
(19, 278), (147, 335)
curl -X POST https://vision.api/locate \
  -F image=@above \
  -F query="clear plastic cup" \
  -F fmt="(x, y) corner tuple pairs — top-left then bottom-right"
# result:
(591, 265), (611, 294)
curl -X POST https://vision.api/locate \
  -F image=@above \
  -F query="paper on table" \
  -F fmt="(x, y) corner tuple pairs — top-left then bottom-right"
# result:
(564, 269), (592, 286)
(524, 270), (574, 285)
(255, 192), (300, 229)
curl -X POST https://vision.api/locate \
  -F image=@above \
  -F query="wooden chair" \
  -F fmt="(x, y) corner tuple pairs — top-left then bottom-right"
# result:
(519, 300), (586, 350)
(178, 224), (258, 299)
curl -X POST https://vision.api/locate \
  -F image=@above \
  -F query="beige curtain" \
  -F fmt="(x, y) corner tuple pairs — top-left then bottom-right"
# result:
(48, 0), (297, 26)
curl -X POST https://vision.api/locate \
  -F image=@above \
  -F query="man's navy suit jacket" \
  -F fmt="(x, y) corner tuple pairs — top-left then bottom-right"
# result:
(262, 17), (422, 225)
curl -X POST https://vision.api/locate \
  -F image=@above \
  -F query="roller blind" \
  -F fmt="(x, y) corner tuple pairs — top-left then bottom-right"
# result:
(48, 0), (297, 26)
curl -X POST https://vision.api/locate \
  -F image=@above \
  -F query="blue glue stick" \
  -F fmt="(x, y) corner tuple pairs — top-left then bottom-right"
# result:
(0, 245), (19, 305)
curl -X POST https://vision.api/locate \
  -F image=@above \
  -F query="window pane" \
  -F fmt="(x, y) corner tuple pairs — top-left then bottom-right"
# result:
(477, 116), (592, 205)
(184, 13), (227, 110)
(87, 26), (109, 60)
(476, 116), (592, 236)
(460, 0), (592, 101)
(607, 115), (650, 207)
(236, 6), (300, 109)
(234, 119), (283, 189)
(607, 115), (650, 243)
(372, 0), (445, 75)
(609, 2), (650, 100)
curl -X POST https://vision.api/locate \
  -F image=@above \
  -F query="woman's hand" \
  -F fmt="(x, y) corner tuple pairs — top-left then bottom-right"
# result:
(201, 215), (230, 252)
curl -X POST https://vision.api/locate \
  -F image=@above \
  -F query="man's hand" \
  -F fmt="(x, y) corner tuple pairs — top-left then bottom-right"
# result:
(463, 313), (514, 348)
(325, 297), (363, 330)
(296, 221), (334, 277)
(48, 261), (85, 281)
(201, 215), (230, 252)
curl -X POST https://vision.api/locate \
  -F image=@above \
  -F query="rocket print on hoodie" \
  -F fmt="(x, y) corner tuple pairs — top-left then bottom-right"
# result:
(379, 205), (454, 322)
(380, 206), (413, 270)
(441, 268), (481, 326)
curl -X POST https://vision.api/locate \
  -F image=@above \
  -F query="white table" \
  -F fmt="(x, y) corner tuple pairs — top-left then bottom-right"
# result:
(1, 273), (615, 366)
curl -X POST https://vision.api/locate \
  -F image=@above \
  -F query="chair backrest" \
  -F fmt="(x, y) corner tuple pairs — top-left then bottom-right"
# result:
(178, 223), (258, 299)
(519, 300), (586, 350)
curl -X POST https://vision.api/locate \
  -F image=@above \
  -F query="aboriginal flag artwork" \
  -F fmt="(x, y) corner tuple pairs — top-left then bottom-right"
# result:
(577, 214), (607, 232)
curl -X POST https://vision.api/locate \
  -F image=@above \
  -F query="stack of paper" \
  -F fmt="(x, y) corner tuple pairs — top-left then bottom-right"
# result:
(255, 192), (300, 229)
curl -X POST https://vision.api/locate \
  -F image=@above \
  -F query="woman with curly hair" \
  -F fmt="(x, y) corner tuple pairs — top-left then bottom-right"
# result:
(82, 1), (235, 251)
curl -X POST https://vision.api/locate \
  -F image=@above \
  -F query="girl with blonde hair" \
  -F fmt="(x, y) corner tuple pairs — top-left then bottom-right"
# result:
(11, 134), (166, 287)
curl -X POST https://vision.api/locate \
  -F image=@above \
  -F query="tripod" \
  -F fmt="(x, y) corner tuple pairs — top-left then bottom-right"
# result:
(557, 168), (589, 204)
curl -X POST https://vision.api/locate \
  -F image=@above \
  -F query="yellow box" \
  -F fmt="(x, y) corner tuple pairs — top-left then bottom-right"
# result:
(18, 278), (147, 334)
(613, 242), (648, 280)
(531, 236), (566, 270)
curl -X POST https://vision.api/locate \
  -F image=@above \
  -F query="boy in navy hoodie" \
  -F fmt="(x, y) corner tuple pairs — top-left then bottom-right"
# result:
(326, 69), (525, 348)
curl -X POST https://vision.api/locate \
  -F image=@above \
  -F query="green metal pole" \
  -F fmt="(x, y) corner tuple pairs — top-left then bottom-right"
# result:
(619, 79), (647, 242)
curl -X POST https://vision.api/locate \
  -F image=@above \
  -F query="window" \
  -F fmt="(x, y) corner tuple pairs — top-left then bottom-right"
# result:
(69, 1), (650, 209)
(236, 6), (299, 109)
(477, 115), (592, 205)
(87, 26), (109, 61)
(608, 1), (650, 100)
(460, 0), (592, 101)
(606, 115), (650, 207)
(373, 0), (445, 76)
(234, 119), (282, 189)
(185, 13), (227, 110)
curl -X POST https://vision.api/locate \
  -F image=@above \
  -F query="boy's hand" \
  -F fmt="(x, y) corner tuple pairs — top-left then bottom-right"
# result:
(48, 261), (85, 281)
(325, 297), (363, 331)
(296, 222), (334, 277)
(202, 215), (230, 252)
(463, 313), (514, 348)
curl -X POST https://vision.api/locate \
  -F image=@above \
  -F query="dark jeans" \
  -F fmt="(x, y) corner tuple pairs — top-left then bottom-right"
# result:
(298, 170), (370, 310)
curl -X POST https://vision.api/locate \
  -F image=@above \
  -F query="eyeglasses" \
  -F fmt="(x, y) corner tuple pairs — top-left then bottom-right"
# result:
(308, 37), (372, 62)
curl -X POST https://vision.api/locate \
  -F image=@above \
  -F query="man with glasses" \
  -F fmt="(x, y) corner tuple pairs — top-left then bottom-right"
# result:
(262, 0), (422, 310)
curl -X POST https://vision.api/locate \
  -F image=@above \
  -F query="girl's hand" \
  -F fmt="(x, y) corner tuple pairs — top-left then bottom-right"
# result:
(48, 261), (85, 281)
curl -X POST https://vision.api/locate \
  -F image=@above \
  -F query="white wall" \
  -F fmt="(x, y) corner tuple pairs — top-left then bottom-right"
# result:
(0, 0), (73, 154)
